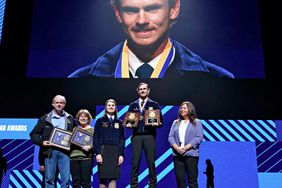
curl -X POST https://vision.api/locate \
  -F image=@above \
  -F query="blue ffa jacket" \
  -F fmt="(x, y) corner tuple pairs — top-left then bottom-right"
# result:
(68, 40), (234, 78)
(128, 98), (163, 136)
(93, 115), (125, 156)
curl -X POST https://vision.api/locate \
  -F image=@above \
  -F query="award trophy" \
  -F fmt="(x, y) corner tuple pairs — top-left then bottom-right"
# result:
(70, 127), (93, 147)
(49, 127), (72, 150)
(123, 112), (140, 127)
(144, 108), (161, 126)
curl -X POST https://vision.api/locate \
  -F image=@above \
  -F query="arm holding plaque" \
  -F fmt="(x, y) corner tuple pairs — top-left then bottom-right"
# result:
(48, 128), (72, 150)
(70, 127), (93, 148)
(30, 116), (51, 146)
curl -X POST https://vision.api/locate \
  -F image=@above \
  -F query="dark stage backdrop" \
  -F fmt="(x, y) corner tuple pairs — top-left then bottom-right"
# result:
(0, 0), (6, 43)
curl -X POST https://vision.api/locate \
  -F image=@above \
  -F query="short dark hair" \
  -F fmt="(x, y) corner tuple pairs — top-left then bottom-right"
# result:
(112, 0), (177, 10)
(136, 82), (150, 92)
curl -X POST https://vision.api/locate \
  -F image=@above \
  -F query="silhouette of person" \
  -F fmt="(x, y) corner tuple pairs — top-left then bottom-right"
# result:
(0, 148), (8, 187)
(203, 159), (214, 188)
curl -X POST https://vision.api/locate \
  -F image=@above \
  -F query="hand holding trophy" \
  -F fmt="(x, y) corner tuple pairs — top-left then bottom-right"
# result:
(123, 112), (140, 128)
(144, 107), (161, 127)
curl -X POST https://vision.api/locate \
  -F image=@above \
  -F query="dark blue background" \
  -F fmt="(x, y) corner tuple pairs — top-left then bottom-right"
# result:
(26, 0), (265, 78)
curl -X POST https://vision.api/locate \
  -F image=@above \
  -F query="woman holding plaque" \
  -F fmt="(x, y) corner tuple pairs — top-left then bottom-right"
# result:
(70, 109), (94, 188)
(93, 99), (125, 188)
(168, 101), (203, 188)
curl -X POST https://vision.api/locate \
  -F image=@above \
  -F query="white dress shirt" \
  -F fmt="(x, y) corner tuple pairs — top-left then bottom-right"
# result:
(128, 43), (175, 78)
(179, 120), (189, 148)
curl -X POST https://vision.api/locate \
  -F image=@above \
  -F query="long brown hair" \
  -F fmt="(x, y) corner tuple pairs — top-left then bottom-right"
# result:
(76, 109), (93, 125)
(177, 101), (197, 125)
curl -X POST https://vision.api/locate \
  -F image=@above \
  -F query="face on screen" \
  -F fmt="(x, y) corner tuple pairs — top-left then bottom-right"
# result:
(26, 0), (265, 78)
(113, 0), (178, 48)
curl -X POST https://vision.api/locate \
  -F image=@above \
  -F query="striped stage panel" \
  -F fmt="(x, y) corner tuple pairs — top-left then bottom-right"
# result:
(0, 0), (6, 42)
(256, 142), (282, 173)
(0, 139), (34, 170)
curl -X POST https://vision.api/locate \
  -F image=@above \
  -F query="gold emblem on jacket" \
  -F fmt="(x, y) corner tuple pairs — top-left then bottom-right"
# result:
(114, 123), (119, 129)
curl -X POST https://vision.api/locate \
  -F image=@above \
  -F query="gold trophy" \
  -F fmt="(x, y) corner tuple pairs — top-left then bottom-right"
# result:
(123, 112), (140, 127)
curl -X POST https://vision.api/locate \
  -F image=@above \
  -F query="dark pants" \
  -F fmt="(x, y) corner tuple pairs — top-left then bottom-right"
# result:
(41, 167), (59, 188)
(173, 156), (199, 188)
(41, 171), (45, 188)
(70, 158), (93, 188)
(130, 135), (156, 188)
(207, 177), (214, 188)
(0, 172), (3, 188)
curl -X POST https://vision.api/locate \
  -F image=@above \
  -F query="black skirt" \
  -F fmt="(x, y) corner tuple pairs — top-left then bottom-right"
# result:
(98, 144), (120, 179)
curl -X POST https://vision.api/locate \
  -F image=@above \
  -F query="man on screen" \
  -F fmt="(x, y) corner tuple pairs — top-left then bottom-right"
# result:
(68, 0), (234, 78)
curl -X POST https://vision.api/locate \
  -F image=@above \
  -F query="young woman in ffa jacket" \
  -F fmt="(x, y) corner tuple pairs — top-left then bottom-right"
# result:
(93, 99), (125, 188)
(168, 101), (203, 188)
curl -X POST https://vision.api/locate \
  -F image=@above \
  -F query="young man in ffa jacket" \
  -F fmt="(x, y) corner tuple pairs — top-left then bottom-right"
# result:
(68, 0), (234, 79)
(126, 83), (163, 188)
(30, 95), (76, 188)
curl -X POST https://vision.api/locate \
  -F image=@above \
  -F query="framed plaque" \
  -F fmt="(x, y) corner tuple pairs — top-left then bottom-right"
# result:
(122, 112), (140, 127)
(144, 109), (161, 126)
(70, 127), (93, 147)
(49, 127), (72, 150)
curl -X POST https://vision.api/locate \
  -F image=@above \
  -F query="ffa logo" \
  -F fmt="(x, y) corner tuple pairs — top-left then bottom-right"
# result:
(149, 111), (156, 118)
(114, 123), (119, 129)
(129, 113), (135, 120)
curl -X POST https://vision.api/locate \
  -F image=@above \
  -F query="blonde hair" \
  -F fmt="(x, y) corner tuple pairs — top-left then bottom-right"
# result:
(104, 99), (118, 117)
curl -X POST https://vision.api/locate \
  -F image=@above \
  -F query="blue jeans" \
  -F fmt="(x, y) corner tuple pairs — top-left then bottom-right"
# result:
(45, 150), (70, 188)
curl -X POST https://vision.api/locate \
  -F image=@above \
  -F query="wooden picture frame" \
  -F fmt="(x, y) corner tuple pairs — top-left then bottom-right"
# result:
(144, 109), (161, 126)
(122, 112), (140, 128)
(70, 127), (93, 147)
(49, 127), (72, 150)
